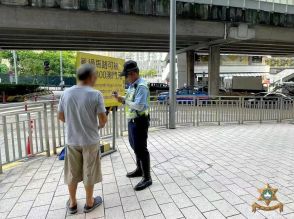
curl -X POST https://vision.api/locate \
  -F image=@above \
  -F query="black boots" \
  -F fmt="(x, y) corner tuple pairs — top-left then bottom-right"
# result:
(134, 154), (152, 191)
(126, 157), (142, 178)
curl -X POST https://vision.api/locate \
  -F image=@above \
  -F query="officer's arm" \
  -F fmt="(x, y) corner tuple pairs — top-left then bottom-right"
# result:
(125, 86), (148, 111)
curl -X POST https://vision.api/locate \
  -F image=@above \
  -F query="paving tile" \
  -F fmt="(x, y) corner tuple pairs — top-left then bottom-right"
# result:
(171, 193), (193, 209)
(33, 192), (54, 207)
(285, 213), (294, 219)
(121, 196), (140, 212)
(66, 214), (85, 219)
(145, 214), (165, 219)
(0, 183), (13, 193)
(105, 206), (124, 219)
(135, 189), (153, 201)
(207, 180), (229, 193)
(204, 210), (226, 219)
(157, 174), (174, 184)
(18, 188), (40, 202)
(159, 202), (183, 219)
(219, 190), (245, 205)
(191, 196), (216, 213)
(181, 185), (202, 198)
(152, 190), (172, 205)
(45, 173), (62, 183)
(180, 206), (205, 219)
(149, 181), (165, 192)
(46, 208), (67, 219)
(0, 198), (17, 213)
(0, 212), (9, 219)
(118, 185), (135, 198)
(102, 182), (118, 195)
(7, 200), (34, 218)
(227, 184), (249, 196)
(140, 199), (161, 216)
(199, 188), (222, 202)
(27, 205), (49, 219)
(164, 183), (182, 195)
(212, 199), (240, 217)
(27, 178), (46, 190)
(40, 181), (58, 193)
(50, 195), (69, 210)
(103, 193), (121, 209)
(227, 214), (247, 219)
(3, 186), (26, 199)
(124, 209), (145, 219)
(13, 176), (32, 187)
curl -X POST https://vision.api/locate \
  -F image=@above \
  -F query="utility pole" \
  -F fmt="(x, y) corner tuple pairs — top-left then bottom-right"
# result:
(169, 0), (176, 129)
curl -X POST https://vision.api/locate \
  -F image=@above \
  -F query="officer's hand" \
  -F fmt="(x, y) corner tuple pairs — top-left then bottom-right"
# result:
(117, 96), (124, 103)
(112, 91), (119, 98)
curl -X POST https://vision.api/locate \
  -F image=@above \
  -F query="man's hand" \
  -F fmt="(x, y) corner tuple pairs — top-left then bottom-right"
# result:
(58, 112), (65, 123)
(98, 112), (107, 129)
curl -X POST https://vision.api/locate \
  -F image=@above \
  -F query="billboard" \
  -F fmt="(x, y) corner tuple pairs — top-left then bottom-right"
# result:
(76, 52), (125, 107)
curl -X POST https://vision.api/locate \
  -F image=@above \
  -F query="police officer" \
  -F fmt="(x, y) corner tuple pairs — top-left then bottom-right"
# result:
(113, 60), (152, 191)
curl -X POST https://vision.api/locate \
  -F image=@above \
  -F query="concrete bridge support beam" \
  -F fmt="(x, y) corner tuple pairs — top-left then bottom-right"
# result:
(208, 46), (220, 96)
(177, 50), (195, 88)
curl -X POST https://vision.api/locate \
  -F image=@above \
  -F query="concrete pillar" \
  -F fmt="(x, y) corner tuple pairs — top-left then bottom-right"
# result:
(177, 51), (195, 88)
(177, 53), (187, 88)
(208, 46), (220, 96)
(187, 50), (195, 87)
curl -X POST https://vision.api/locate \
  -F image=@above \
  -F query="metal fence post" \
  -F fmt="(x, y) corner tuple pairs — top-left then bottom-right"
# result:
(217, 97), (221, 125)
(50, 102), (57, 154)
(2, 116), (10, 163)
(196, 97), (200, 126)
(259, 98), (263, 124)
(43, 103), (50, 157)
(192, 97), (196, 126)
(0, 146), (2, 173)
(27, 112), (34, 155)
(15, 114), (22, 159)
(119, 107), (123, 136)
(278, 97), (283, 123)
(112, 108), (116, 151)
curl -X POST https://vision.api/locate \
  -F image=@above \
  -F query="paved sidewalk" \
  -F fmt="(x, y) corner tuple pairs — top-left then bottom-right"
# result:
(1, 124), (294, 219)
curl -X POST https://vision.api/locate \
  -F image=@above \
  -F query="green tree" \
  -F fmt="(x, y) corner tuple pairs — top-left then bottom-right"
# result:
(0, 63), (8, 74)
(140, 69), (158, 77)
(0, 50), (76, 76)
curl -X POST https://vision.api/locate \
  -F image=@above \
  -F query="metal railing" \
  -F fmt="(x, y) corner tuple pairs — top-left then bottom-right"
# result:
(172, 96), (294, 126)
(1, 96), (294, 173)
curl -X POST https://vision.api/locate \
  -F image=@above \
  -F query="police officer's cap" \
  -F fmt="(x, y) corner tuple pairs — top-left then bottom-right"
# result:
(120, 60), (139, 77)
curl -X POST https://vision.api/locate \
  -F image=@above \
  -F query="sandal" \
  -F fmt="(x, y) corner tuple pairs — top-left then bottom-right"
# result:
(66, 200), (78, 214)
(84, 196), (103, 213)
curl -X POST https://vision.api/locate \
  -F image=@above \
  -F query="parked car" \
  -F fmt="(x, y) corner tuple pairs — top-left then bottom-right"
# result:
(245, 92), (293, 108)
(157, 87), (209, 104)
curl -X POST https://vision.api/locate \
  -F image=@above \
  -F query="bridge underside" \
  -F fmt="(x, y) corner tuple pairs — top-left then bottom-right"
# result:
(1, 5), (294, 56)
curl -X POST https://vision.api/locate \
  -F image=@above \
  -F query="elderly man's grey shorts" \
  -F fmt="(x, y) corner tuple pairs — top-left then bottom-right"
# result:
(64, 144), (102, 186)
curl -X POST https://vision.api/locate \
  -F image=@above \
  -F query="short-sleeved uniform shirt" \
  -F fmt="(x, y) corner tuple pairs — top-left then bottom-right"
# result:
(58, 85), (106, 146)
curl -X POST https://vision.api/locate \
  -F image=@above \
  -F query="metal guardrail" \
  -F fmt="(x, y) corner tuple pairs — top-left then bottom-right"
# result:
(173, 96), (294, 126)
(1, 96), (294, 173)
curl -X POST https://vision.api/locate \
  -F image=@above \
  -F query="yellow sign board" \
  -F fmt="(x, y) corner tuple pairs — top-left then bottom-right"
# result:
(76, 52), (125, 107)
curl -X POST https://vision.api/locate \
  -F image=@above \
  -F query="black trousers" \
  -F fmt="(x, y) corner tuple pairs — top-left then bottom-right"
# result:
(128, 115), (150, 166)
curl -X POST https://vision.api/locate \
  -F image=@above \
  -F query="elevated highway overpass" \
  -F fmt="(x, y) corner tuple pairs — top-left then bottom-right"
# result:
(1, 2), (294, 55)
(1, 1), (294, 95)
